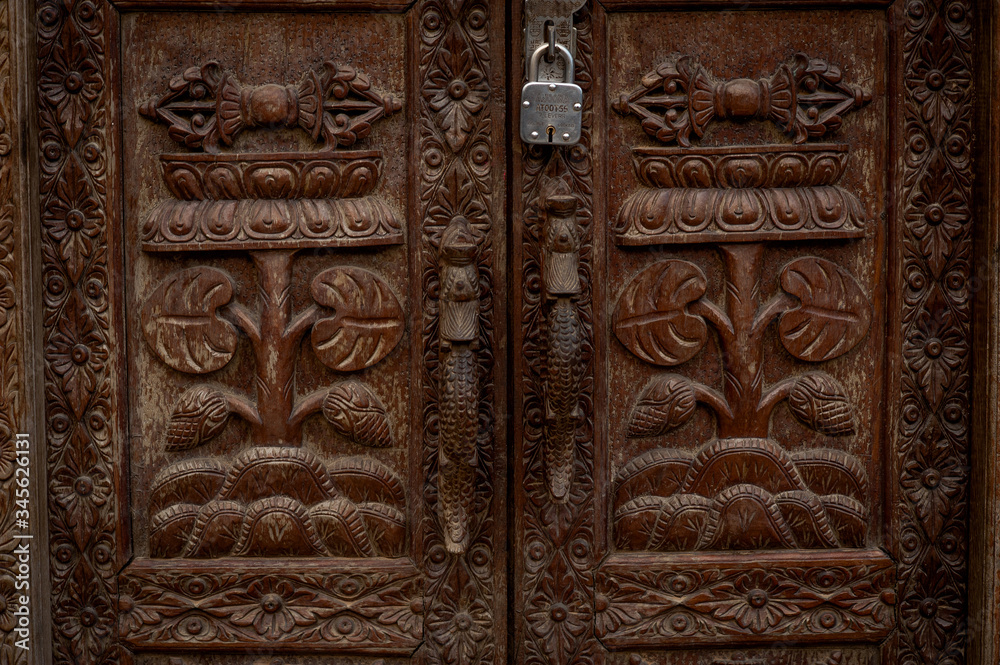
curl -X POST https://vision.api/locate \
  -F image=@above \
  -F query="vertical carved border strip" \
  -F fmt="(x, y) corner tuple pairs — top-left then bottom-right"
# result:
(896, 1), (972, 664)
(0, 0), (28, 660)
(513, 5), (604, 665)
(416, 0), (505, 661)
(37, 0), (126, 662)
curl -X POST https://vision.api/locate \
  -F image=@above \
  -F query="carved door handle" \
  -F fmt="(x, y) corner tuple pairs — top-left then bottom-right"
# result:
(541, 194), (584, 502)
(438, 218), (481, 554)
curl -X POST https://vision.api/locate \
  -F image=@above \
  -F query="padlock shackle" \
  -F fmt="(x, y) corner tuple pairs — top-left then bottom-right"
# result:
(529, 42), (574, 84)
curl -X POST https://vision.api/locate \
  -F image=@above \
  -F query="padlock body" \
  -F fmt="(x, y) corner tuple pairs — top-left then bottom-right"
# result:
(520, 81), (583, 145)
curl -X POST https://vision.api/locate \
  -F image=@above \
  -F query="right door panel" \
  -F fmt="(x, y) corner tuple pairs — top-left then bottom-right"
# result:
(512, 2), (973, 664)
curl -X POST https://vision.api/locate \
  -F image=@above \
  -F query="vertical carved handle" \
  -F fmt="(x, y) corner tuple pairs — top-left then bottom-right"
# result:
(438, 219), (480, 554)
(541, 195), (584, 502)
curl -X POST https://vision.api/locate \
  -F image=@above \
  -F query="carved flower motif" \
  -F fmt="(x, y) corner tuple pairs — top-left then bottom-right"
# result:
(50, 437), (112, 539)
(39, 31), (102, 145)
(42, 157), (102, 283)
(0, 420), (16, 482)
(0, 576), (18, 633)
(44, 295), (108, 417)
(54, 577), (113, 660)
(906, 16), (970, 135)
(226, 577), (318, 638)
(117, 591), (159, 636)
(900, 566), (961, 658)
(696, 571), (814, 633)
(902, 300), (965, 409)
(423, 26), (488, 152)
(901, 423), (963, 540)
(524, 562), (590, 661)
(426, 571), (491, 664)
(906, 154), (968, 278)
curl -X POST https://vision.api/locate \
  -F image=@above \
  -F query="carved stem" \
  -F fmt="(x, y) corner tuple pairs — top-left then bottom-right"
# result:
(224, 302), (262, 347)
(285, 303), (321, 347)
(223, 392), (262, 426)
(288, 389), (327, 430)
(691, 382), (734, 426)
(717, 244), (768, 438)
(756, 377), (797, 424)
(249, 250), (300, 445)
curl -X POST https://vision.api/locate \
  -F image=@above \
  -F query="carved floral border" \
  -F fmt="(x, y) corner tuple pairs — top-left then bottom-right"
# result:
(896, 1), (972, 664)
(37, 0), (127, 662)
(514, 7), (602, 665)
(417, 0), (504, 663)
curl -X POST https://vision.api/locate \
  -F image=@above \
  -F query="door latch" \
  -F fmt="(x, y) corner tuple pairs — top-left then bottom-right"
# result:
(520, 41), (583, 146)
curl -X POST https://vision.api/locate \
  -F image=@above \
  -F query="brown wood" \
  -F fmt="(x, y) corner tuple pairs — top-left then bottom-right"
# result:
(13, 0), (986, 662)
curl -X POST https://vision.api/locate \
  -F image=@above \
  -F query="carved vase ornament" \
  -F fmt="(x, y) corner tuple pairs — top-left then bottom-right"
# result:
(137, 60), (408, 560)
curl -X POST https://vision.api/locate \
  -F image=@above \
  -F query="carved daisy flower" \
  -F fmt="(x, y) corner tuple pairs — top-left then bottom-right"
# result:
(902, 298), (965, 409)
(226, 577), (318, 639)
(900, 566), (961, 658)
(44, 294), (108, 417)
(901, 423), (963, 540)
(427, 564), (490, 663)
(42, 158), (102, 283)
(38, 31), (103, 145)
(905, 154), (968, 278)
(906, 16), (970, 135)
(54, 578), (113, 661)
(696, 570), (814, 634)
(422, 27), (488, 152)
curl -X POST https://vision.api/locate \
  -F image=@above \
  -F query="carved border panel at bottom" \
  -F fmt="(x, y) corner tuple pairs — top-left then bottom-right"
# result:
(118, 558), (423, 652)
(595, 550), (895, 648)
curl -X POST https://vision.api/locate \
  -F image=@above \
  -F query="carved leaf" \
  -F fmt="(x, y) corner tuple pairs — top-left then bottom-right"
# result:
(778, 257), (871, 362)
(788, 372), (856, 436)
(165, 386), (231, 452)
(322, 380), (394, 447)
(141, 267), (237, 374)
(613, 260), (708, 366)
(311, 267), (404, 372)
(628, 374), (697, 437)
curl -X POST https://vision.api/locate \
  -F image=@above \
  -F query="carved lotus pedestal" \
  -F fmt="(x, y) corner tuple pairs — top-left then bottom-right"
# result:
(598, 143), (896, 646)
(143, 150), (401, 250)
(615, 144), (867, 246)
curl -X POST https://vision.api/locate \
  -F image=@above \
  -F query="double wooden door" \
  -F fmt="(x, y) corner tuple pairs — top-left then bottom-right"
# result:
(0, 0), (980, 662)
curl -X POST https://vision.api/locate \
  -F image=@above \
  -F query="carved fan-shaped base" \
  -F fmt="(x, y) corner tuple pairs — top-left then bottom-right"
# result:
(613, 438), (869, 551)
(149, 448), (406, 558)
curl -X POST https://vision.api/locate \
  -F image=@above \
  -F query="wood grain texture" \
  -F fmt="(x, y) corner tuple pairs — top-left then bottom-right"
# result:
(970, 3), (1000, 664)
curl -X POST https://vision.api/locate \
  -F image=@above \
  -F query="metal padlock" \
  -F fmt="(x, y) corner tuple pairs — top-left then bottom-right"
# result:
(520, 42), (583, 146)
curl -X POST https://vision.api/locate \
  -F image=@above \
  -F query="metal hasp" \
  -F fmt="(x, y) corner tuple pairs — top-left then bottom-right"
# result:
(521, 42), (583, 146)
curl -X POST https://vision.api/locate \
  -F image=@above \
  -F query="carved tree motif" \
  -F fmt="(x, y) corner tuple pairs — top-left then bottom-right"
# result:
(137, 61), (407, 560)
(613, 248), (872, 551)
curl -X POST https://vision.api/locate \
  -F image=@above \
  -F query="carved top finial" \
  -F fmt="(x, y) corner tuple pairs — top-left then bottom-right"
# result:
(613, 53), (872, 146)
(140, 61), (402, 152)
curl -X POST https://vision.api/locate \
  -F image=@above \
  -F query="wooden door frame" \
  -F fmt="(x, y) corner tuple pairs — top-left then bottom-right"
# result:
(510, 1), (982, 664)
(7, 0), (508, 660)
(0, 0), (996, 662)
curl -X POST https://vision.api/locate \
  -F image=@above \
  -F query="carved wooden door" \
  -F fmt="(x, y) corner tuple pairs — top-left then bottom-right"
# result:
(7, 0), (977, 662)
(510, 2), (975, 665)
(29, 0), (508, 661)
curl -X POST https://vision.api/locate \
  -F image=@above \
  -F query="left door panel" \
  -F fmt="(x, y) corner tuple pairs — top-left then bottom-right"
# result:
(35, 0), (506, 661)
